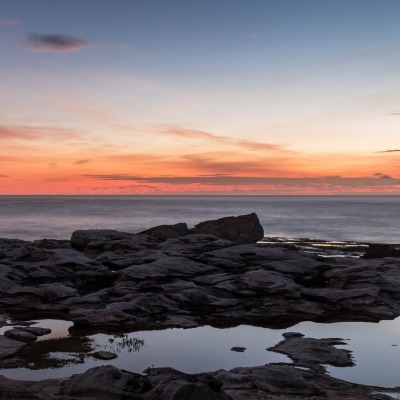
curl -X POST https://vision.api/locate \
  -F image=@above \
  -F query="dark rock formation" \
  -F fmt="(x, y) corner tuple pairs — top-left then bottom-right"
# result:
(0, 361), (395, 400)
(268, 332), (354, 372)
(190, 212), (264, 244)
(4, 328), (38, 342)
(361, 243), (400, 259)
(0, 335), (25, 359)
(93, 351), (117, 360)
(1, 213), (400, 399)
(3, 326), (51, 343)
(0, 214), (400, 331)
(139, 223), (190, 240)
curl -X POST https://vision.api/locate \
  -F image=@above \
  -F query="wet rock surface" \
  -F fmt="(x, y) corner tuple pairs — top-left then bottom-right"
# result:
(1, 213), (399, 331)
(0, 356), (397, 399)
(1, 213), (400, 399)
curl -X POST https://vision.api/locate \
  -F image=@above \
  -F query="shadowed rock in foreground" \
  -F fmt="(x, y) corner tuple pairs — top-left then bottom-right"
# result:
(0, 213), (400, 399)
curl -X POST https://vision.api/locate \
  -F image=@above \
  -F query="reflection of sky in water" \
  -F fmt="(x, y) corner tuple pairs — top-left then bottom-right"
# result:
(295, 318), (400, 387)
(1, 318), (400, 387)
(0, 319), (72, 339)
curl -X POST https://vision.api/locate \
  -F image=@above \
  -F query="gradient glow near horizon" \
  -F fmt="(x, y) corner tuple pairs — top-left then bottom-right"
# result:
(1, 0), (400, 195)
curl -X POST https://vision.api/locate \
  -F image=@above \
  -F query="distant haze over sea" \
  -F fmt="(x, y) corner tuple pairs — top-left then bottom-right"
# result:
(0, 195), (398, 244)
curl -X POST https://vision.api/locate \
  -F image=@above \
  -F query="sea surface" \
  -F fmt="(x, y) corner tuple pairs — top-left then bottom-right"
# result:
(0, 195), (399, 243)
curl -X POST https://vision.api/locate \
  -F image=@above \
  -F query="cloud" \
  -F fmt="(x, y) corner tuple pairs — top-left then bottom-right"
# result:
(160, 126), (286, 153)
(385, 110), (400, 116)
(0, 126), (40, 140)
(74, 159), (91, 165)
(375, 149), (400, 153)
(26, 33), (91, 53)
(0, 19), (19, 26)
(378, 175), (393, 179)
(82, 174), (400, 188)
(374, 173), (394, 179)
(0, 175), (9, 178)
(0, 124), (79, 141)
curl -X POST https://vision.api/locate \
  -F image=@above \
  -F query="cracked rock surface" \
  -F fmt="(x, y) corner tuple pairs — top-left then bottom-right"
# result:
(0, 213), (400, 399)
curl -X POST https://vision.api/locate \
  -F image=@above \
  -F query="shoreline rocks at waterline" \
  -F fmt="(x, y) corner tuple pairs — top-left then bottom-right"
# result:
(0, 212), (400, 399)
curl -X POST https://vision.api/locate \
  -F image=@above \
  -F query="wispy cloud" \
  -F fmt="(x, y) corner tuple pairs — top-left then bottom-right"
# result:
(74, 159), (91, 165)
(26, 33), (92, 53)
(0, 124), (79, 141)
(160, 126), (286, 153)
(385, 110), (400, 116)
(0, 126), (40, 140)
(375, 149), (400, 153)
(0, 19), (19, 26)
(82, 173), (400, 189)
(374, 173), (394, 179)
(0, 175), (9, 178)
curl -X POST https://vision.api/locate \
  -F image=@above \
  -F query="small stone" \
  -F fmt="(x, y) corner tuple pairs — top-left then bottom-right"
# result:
(231, 347), (246, 352)
(93, 351), (118, 360)
(0, 335), (25, 359)
(283, 332), (304, 339)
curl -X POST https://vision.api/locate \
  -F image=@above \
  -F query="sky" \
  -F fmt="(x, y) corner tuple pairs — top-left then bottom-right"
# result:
(1, 0), (400, 195)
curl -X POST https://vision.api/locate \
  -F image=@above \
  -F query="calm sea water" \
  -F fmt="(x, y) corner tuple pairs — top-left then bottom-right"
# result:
(0, 195), (399, 243)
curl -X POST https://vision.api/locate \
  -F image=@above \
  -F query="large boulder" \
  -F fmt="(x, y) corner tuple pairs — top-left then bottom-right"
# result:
(139, 223), (190, 240)
(190, 213), (264, 244)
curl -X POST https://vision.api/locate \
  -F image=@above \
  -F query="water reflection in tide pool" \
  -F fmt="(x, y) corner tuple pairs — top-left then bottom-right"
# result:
(1, 318), (400, 387)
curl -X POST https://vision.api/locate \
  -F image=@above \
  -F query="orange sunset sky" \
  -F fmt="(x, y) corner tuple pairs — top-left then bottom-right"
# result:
(1, 0), (400, 195)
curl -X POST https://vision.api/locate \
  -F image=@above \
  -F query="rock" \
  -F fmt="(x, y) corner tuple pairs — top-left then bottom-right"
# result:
(93, 351), (118, 360)
(0, 363), (394, 400)
(4, 328), (38, 342)
(139, 223), (190, 240)
(0, 335), (25, 359)
(119, 256), (217, 280)
(21, 327), (52, 336)
(268, 332), (354, 369)
(60, 365), (148, 397)
(160, 234), (235, 256)
(70, 229), (158, 257)
(230, 347), (246, 352)
(1, 215), (400, 399)
(191, 213), (264, 244)
(144, 367), (231, 400)
(362, 243), (400, 259)
(70, 229), (134, 251)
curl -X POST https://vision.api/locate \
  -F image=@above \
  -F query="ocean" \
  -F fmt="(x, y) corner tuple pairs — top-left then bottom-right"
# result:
(0, 195), (399, 243)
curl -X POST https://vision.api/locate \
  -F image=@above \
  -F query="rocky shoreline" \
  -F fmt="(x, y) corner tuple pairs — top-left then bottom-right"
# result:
(1, 213), (400, 399)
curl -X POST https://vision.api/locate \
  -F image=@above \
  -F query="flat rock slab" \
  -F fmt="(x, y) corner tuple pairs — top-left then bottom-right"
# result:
(93, 351), (118, 360)
(268, 332), (354, 369)
(4, 328), (38, 342)
(230, 347), (246, 352)
(21, 327), (52, 336)
(0, 335), (25, 359)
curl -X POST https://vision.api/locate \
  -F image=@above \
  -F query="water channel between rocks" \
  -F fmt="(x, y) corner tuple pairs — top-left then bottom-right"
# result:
(1, 317), (400, 388)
